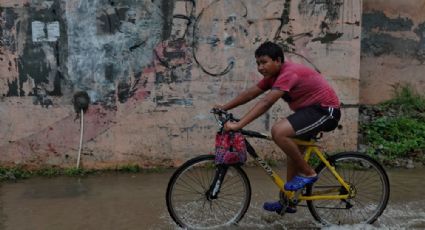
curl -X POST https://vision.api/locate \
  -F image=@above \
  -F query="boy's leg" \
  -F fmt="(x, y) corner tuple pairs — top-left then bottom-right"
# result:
(264, 105), (339, 213)
(263, 119), (313, 214)
(286, 146), (306, 181)
(271, 118), (316, 177)
(286, 157), (296, 181)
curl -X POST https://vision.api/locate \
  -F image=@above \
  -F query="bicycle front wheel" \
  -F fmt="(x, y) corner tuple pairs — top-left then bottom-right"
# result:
(166, 155), (251, 229)
(306, 152), (390, 225)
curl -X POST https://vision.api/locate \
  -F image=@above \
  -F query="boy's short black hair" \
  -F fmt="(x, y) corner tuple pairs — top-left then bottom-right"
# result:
(255, 41), (284, 63)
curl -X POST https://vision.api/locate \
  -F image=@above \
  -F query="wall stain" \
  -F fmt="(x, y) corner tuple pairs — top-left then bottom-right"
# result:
(32, 87), (53, 108)
(312, 32), (343, 43)
(6, 79), (18, 96)
(362, 11), (425, 61)
(363, 11), (413, 32)
(414, 22), (425, 62)
(298, 0), (344, 21)
(362, 33), (417, 57)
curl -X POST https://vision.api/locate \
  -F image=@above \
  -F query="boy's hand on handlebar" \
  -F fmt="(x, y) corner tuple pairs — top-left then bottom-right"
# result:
(224, 121), (242, 131)
(213, 104), (226, 110)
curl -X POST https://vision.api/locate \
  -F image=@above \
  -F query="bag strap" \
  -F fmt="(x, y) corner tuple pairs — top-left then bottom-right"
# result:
(229, 131), (235, 146)
(218, 131), (238, 148)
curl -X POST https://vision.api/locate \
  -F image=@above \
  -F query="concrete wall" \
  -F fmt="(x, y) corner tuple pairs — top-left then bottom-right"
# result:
(0, 0), (361, 168)
(361, 0), (425, 104)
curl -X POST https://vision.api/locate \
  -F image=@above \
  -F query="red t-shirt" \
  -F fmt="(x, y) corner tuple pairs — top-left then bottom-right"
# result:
(257, 61), (340, 111)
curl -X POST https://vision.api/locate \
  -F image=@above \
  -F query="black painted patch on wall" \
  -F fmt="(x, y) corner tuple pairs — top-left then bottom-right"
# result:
(159, 0), (175, 40)
(96, 7), (128, 34)
(16, 0), (67, 97)
(361, 10), (425, 61)
(105, 64), (115, 82)
(362, 33), (417, 57)
(18, 44), (50, 89)
(312, 32), (343, 43)
(414, 22), (425, 62)
(117, 81), (131, 103)
(363, 11), (413, 32)
(414, 22), (425, 38)
(0, 8), (18, 53)
(3, 8), (17, 30)
(6, 79), (19, 96)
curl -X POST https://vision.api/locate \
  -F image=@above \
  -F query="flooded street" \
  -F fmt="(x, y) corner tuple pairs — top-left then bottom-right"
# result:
(1, 165), (424, 230)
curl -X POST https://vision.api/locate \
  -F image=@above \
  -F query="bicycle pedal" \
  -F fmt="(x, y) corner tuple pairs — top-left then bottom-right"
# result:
(278, 207), (287, 216)
(292, 190), (302, 203)
(279, 200), (289, 216)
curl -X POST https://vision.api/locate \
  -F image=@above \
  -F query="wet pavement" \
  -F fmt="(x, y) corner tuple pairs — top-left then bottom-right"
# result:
(1, 164), (424, 230)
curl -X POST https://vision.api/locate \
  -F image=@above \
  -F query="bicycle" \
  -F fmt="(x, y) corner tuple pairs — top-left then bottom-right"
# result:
(166, 109), (390, 229)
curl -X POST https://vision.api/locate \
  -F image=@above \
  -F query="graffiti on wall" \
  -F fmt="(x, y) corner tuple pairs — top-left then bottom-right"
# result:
(0, 0), (361, 106)
(0, 0), (361, 167)
(67, 0), (167, 108)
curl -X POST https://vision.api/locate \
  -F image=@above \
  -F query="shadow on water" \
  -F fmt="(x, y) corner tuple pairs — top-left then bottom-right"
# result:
(0, 166), (424, 230)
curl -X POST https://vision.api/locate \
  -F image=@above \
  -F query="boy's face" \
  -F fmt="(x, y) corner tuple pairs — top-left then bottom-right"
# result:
(255, 55), (282, 78)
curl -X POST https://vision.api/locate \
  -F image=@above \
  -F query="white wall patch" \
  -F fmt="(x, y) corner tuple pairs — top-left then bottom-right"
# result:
(31, 21), (60, 42)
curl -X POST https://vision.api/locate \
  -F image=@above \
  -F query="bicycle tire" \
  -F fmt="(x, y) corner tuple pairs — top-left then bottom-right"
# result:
(166, 155), (251, 229)
(306, 152), (390, 225)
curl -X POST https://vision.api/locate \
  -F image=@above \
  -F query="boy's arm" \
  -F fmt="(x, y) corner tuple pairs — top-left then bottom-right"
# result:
(219, 85), (264, 111)
(225, 89), (284, 130)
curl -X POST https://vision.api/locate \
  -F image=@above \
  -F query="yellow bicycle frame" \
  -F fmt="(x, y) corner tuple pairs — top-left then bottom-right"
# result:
(264, 138), (353, 201)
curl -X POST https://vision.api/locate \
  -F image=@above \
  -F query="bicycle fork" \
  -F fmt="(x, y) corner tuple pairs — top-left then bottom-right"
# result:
(206, 165), (228, 200)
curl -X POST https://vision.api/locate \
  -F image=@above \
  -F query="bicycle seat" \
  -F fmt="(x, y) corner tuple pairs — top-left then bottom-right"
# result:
(295, 132), (323, 142)
(296, 125), (342, 142)
(312, 132), (324, 141)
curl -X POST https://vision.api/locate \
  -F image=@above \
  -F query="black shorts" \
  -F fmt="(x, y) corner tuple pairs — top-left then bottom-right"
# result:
(287, 105), (341, 140)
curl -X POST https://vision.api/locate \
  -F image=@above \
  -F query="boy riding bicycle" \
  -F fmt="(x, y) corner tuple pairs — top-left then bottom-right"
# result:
(214, 41), (341, 214)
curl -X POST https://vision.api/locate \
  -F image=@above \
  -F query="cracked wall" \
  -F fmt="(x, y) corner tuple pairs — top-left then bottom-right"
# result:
(0, 0), (361, 168)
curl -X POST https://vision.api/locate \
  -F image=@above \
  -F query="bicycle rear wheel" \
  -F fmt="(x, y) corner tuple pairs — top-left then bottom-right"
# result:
(166, 155), (251, 229)
(306, 152), (390, 225)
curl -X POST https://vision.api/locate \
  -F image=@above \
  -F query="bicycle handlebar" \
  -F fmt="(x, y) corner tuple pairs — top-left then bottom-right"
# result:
(210, 108), (271, 140)
(210, 109), (277, 141)
(210, 108), (240, 125)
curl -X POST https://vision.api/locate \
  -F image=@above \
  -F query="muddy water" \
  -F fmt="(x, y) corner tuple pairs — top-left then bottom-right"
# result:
(0, 166), (424, 230)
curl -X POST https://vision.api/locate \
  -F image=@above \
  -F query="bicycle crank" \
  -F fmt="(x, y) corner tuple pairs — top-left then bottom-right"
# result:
(278, 191), (289, 216)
